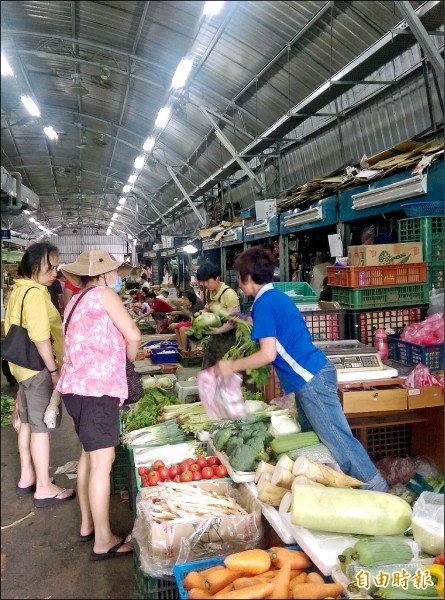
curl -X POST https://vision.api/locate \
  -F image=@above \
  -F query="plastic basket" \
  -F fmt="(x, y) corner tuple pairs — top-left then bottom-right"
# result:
(327, 263), (427, 288)
(110, 443), (130, 494)
(178, 352), (203, 367)
(387, 335), (444, 370)
(352, 424), (412, 461)
(346, 305), (427, 345)
(427, 266), (444, 289)
(150, 347), (179, 363)
(134, 540), (179, 600)
(398, 216), (444, 266)
(331, 283), (429, 309)
(302, 309), (346, 341)
(402, 201), (444, 217)
(273, 281), (319, 304)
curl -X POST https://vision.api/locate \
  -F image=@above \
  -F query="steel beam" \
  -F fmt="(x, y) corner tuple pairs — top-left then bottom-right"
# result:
(164, 165), (206, 226)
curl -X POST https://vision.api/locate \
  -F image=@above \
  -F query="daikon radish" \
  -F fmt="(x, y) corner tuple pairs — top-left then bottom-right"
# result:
(278, 491), (292, 514)
(275, 455), (294, 472)
(291, 456), (364, 487)
(271, 466), (294, 490)
(254, 461), (275, 484)
(258, 482), (288, 507)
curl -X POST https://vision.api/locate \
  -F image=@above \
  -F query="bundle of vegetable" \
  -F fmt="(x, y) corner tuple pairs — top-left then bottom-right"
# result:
(141, 481), (248, 522)
(159, 403), (215, 435)
(120, 388), (176, 432)
(1, 393), (16, 427)
(212, 419), (274, 472)
(120, 419), (187, 447)
(185, 311), (222, 340)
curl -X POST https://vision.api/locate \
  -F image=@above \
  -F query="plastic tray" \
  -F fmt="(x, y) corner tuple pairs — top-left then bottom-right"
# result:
(387, 335), (444, 370)
(244, 482), (296, 545)
(207, 438), (256, 483)
(273, 281), (319, 304)
(331, 283), (429, 309)
(327, 263), (427, 288)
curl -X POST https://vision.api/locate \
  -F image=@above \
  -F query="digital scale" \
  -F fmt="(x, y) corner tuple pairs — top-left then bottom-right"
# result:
(314, 340), (399, 383)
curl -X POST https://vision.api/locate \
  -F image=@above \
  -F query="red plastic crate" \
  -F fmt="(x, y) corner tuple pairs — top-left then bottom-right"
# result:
(302, 309), (346, 341)
(327, 263), (427, 288)
(264, 367), (284, 402)
(346, 306), (427, 345)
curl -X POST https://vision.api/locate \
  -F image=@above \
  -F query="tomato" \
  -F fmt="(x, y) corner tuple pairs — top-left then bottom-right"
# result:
(148, 471), (160, 486)
(153, 460), (165, 471)
(214, 465), (228, 478)
(184, 458), (195, 467)
(201, 467), (214, 480)
(180, 470), (193, 482)
(158, 467), (170, 481)
(163, 477), (172, 483)
(173, 475), (181, 483)
(211, 475), (219, 479)
(169, 465), (181, 478)
(141, 477), (150, 488)
(189, 463), (201, 472)
(180, 462), (190, 473)
(206, 456), (219, 467)
(192, 470), (202, 481)
(138, 466), (150, 476)
(196, 456), (207, 469)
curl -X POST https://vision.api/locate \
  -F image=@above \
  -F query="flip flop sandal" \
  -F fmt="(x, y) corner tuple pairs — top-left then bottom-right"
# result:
(90, 539), (133, 562)
(79, 530), (95, 542)
(16, 477), (55, 496)
(34, 488), (76, 508)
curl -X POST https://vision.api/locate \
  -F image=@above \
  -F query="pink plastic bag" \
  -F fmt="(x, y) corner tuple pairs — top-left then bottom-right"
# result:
(197, 367), (247, 420)
(401, 313), (444, 344)
(404, 363), (444, 390)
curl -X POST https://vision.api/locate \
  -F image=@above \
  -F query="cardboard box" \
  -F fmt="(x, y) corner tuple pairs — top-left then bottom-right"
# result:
(339, 385), (407, 414)
(348, 243), (423, 267)
(407, 386), (444, 409)
(255, 199), (277, 221)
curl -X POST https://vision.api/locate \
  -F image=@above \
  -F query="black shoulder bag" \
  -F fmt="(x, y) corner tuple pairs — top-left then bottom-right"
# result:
(64, 288), (143, 406)
(1, 288), (46, 371)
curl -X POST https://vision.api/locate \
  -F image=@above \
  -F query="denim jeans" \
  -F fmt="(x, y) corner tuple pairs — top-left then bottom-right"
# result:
(294, 360), (388, 491)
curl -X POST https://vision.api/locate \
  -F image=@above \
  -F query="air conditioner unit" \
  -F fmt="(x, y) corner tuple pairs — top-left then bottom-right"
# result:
(167, 249), (176, 256)
(246, 220), (270, 237)
(221, 230), (239, 243)
(160, 250), (168, 257)
(153, 243), (163, 251)
(202, 239), (219, 250)
(352, 174), (427, 210)
(284, 206), (323, 228)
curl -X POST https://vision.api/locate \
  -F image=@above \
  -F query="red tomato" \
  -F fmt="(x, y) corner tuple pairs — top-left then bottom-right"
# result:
(138, 466), (150, 476)
(201, 467), (214, 480)
(180, 462), (190, 473)
(211, 475), (219, 479)
(173, 475), (181, 483)
(189, 463), (201, 472)
(180, 470), (193, 482)
(153, 460), (165, 471)
(141, 477), (150, 488)
(158, 467), (170, 481)
(196, 456), (207, 469)
(214, 465), (228, 478)
(184, 458), (195, 467)
(192, 470), (202, 481)
(148, 471), (160, 486)
(169, 465), (181, 478)
(206, 456), (219, 467)
(163, 478), (172, 483)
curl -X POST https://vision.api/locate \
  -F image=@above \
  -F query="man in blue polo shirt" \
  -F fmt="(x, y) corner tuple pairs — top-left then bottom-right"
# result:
(215, 246), (388, 492)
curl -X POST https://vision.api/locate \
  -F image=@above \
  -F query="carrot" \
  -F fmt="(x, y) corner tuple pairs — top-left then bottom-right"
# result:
(289, 571), (307, 588)
(183, 571), (206, 591)
(224, 549), (271, 575)
(199, 565), (225, 578)
(253, 570), (278, 579)
(269, 561), (291, 599)
(291, 582), (344, 599)
(306, 572), (325, 585)
(211, 581), (273, 599)
(188, 588), (212, 599)
(270, 547), (312, 570)
(205, 568), (244, 594)
(234, 577), (271, 590)
(212, 583), (237, 598)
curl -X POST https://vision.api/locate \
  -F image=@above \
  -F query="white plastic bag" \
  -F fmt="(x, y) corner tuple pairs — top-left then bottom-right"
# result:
(197, 367), (247, 420)
(411, 491), (444, 555)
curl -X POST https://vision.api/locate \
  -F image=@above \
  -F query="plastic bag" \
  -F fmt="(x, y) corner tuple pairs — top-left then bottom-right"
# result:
(428, 288), (444, 316)
(197, 367), (246, 419)
(404, 363), (443, 389)
(412, 492), (444, 555)
(132, 481), (263, 577)
(400, 313), (444, 344)
(361, 223), (375, 245)
(375, 456), (417, 485)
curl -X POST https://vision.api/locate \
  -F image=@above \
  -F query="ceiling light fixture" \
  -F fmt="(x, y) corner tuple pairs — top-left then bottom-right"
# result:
(133, 156), (144, 170)
(203, 1), (224, 16)
(142, 137), (155, 152)
(67, 74), (89, 96)
(155, 107), (171, 128)
(118, 197), (126, 205)
(128, 174), (137, 183)
(1, 53), (13, 76)
(172, 58), (193, 88)
(122, 184), (131, 193)
(21, 95), (40, 117)
(117, 205), (123, 211)
(43, 126), (58, 141)
(23, 209), (30, 214)
(112, 212), (118, 219)
(29, 217), (36, 223)
(183, 244), (198, 254)
(352, 174), (428, 210)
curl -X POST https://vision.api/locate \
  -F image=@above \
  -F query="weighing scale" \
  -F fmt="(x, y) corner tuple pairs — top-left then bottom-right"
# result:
(314, 340), (399, 383)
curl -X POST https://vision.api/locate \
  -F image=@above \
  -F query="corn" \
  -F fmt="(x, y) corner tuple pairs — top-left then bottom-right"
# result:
(270, 431), (319, 454)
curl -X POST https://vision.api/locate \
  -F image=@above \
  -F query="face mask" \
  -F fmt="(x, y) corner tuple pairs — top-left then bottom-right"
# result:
(106, 274), (122, 293)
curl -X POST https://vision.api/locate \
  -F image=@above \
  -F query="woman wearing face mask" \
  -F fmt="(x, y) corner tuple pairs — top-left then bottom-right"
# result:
(57, 250), (141, 561)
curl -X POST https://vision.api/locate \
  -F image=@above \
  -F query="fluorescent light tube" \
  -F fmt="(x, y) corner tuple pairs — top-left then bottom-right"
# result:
(203, 1), (224, 16)
(352, 174), (428, 210)
(134, 156), (144, 170)
(128, 174), (137, 183)
(246, 221), (270, 236)
(183, 244), (198, 254)
(284, 206), (323, 228)
(155, 107), (171, 128)
(172, 58), (193, 88)
(143, 137), (155, 152)
(117, 205), (123, 211)
(21, 95), (40, 117)
(43, 126), (58, 141)
(123, 184), (131, 193)
(119, 197), (126, 205)
(112, 212), (118, 219)
(1, 53), (14, 76)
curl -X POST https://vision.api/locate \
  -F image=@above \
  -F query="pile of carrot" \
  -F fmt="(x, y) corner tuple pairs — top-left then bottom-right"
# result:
(182, 547), (345, 599)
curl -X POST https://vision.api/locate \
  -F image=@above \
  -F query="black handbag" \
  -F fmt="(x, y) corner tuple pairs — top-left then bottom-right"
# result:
(64, 288), (143, 405)
(1, 288), (46, 371)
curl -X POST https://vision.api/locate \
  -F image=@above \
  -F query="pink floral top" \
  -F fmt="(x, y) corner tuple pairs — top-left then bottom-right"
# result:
(57, 287), (128, 402)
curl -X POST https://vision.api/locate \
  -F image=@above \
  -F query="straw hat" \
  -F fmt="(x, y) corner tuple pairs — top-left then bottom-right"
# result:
(61, 249), (132, 287)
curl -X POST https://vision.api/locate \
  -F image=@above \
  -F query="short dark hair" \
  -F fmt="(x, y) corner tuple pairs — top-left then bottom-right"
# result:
(234, 247), (275, 284)
(182, 289), (198, 304)
(140, 273), (147, 280)
(20, 242), (59, 278)
(145, 292), (156, 299)
(196, 262), (221, 282)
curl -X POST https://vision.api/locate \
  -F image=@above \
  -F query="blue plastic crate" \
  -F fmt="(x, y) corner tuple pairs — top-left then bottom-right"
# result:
(150, 347), (179, 363)
(388, 335), (444, 370)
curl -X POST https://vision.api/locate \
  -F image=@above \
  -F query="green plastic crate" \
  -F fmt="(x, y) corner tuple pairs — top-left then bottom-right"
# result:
(178, 352), (203, 367)
(110, 443), (130, 494)
(398, 216), (444, 266)
(272, 281), (319, 303)
(331, 284), (429, 309)
(427, 266), (444, 289)
(134, 540), (179, 600)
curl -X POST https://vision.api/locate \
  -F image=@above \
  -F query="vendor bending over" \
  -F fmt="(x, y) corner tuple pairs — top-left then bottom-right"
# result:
(143, 292), (174, 334)
(215, 246), (388, 492)
(168, 289), (204, 351)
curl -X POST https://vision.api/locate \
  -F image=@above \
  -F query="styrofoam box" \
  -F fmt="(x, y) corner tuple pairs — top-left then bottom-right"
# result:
(175, 380), (199, 403)
(207, 438), (255, 483)
(244, 482), (296, 545)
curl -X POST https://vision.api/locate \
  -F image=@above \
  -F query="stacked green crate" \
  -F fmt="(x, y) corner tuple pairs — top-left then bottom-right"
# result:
(398, 216), (444, 289)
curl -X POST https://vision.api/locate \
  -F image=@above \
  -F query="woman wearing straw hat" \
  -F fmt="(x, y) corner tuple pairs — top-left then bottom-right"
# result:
(57, 250), (141, 561)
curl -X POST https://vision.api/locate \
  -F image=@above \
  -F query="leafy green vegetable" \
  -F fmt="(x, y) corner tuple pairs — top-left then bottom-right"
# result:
(120, 388), (176, 432)
(1, 393), (16, 427)
(213, 427), (233, 451)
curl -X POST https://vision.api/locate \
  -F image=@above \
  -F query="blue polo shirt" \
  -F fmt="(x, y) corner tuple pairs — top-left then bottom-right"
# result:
(251, 284), (327, 393)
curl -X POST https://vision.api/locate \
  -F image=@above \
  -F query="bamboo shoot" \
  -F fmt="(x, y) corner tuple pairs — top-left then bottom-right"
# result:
(254, 461), (275, 484)
(271, 466), (294, 490)
(292, 456), (364, 487)
(275, 455), (294, 472)
(278, 491), (292, 514)
(258, 482), (288, 507)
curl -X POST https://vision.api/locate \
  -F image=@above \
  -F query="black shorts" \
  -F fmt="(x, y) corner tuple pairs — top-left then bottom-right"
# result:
(62, 394), (120, 452)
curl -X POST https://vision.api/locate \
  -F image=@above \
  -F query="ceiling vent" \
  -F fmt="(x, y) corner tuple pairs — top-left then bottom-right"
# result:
(67, 75), (89, 96)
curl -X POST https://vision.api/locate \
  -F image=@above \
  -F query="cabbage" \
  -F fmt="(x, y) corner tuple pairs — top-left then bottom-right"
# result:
(244, 400), (269, 414)
(268, 414), (301, 437)
(142, 376), (157, 389)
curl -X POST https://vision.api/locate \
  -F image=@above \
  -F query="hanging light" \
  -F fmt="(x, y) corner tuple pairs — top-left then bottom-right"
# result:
(67, 75), (89, 96)
(172, 58), (193, 88)
(43, 126), (58, 141)
(1, 53), (14, 76)
(143, 137), (155, 152)
(183, 244), (198, 254)
(122, 184), (131, 193)
(128, 174), (137, 183)
(118, 197), (126, 205)
(21, 95), (40, 117)
(155, 107), (171, 128)
(134, 156), (144, 170)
